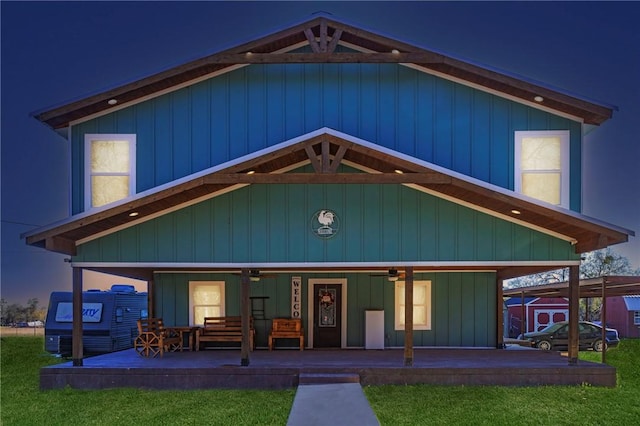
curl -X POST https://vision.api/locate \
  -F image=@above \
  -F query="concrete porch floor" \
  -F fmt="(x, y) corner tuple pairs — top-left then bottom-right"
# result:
(40, 346), (616, 390)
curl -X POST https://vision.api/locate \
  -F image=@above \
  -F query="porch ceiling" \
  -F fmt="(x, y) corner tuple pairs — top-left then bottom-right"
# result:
(24, 131), (631, 258)
(34, 16), (613, 129)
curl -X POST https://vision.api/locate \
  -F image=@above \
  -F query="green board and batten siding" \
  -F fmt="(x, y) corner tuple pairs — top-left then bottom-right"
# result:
(75, 181), (577, 264)
(75, 180), (574, 348)
(70, 62), (583, 215)
(153, 271), (496, 348)
(70, 57), (582, 349)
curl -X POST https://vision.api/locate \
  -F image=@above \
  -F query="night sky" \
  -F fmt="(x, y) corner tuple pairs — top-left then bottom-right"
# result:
(2, 1), (638, 305)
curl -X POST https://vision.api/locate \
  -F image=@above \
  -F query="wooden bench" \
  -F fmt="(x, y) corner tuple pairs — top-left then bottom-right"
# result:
(268, 318), (304, 350)
(196, 316), (254, 351)
(134, 318), (182, 357)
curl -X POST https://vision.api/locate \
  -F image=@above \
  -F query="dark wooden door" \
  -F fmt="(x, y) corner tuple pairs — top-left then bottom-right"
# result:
(313, 284), (342, 348)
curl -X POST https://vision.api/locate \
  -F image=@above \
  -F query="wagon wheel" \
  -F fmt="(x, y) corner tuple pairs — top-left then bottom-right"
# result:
(135, 332), (161, 357)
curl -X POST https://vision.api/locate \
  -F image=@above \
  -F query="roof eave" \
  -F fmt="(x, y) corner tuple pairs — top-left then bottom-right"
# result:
(34, 16), (614, 130)
(23, 128), (632, 256)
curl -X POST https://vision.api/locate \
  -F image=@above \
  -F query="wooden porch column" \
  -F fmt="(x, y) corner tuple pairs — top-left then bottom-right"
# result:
(520, 291), (526, 336)
(497, 276), (504, 348)
(568, 265), (580, 365)
(601, 276), (607, 364)
(240, 269), (251, 366)
(147, 277), (155, 318)
(404, 267), (414, 367)
(72, 267), (84, 366)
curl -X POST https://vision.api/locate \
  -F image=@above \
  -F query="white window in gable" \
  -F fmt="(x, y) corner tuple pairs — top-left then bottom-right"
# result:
(394, 280), (432, 331)
(189, 281), (225, 326)
(514, 131), (569, 207)
(84, 134), (136, 209)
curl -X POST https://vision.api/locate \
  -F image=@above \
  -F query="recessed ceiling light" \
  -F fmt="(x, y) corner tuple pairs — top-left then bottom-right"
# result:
(394, 169), (404, 174)
(511, 209), (521, 215)
(533, 96), (544, 103)
(391, 49), (400, 54)
(129, 212), (139, 217)
(246, 170), (255, 175)
(107, 99), (118, 105)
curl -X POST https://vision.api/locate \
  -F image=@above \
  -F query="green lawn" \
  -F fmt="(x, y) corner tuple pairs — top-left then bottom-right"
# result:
(365, 340), (640, 425)
(0, 337), (294, 425)
(1, 337), (639, 425)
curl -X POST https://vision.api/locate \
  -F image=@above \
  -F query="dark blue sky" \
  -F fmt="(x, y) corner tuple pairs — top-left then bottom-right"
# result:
(2, 1), (639, 304)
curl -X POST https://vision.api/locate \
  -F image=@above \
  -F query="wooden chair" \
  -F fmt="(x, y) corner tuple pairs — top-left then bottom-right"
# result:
(134, 318), (182, 357)
(269, 318), (304, 350)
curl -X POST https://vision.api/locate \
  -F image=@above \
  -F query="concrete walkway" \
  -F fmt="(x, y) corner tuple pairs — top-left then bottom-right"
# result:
(286, 383), (380, 426)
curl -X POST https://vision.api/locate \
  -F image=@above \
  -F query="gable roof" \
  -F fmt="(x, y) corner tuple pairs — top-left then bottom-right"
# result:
(623, 295), (640, 311)
(504, 297), (537, 306)
(33, 15), (614, 130)
(23, 128), (632, 260)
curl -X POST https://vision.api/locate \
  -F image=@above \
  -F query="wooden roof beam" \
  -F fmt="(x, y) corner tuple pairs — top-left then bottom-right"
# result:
(45, 236), (77, 256)
(211, 52), (444, 64)
(203, 172), (451, 184)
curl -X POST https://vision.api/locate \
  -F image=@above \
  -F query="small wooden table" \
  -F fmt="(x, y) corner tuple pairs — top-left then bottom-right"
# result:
(169, 326), (200, 351)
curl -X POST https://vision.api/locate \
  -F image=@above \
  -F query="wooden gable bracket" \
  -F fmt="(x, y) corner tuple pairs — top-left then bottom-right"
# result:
(304, 20), (343, 53)
(304, 139), (347, 173)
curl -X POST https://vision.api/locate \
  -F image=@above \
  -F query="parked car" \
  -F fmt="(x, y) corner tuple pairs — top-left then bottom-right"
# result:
(518, 321), (619, 352)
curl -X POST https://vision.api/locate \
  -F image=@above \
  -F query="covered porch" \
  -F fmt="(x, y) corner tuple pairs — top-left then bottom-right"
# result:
(40, 346), (616, 390)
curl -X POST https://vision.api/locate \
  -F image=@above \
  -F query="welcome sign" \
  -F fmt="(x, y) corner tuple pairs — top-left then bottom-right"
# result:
(291, 277), (302, 318)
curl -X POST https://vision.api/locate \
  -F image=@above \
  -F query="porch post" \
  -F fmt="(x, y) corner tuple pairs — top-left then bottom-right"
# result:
(240, 268), (251, 366)
(404, 267), (414, 367)
(601, 276), (607, 364)
(147, 277), (155, 318)
(72, 267), (84, 366)
(568, 265), (580, 365)
(520, 291), (526, 336)
(497, 276), (504, 348)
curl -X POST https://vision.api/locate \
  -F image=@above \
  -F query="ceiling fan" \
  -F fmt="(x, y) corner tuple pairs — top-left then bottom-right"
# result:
(233, 269), (277, 282)
(370, 269), (405, 281)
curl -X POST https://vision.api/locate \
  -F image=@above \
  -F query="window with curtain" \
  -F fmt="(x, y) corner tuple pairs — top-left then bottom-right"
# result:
(514, 130), (569, 207)
(394, 280), (432, 330)
(84, 134), (136, 210)
(189, 281), (225, 326)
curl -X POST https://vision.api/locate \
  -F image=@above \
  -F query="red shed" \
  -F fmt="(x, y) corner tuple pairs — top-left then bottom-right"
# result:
(505, 296), (569, 337)
(605, 295), (640, 338)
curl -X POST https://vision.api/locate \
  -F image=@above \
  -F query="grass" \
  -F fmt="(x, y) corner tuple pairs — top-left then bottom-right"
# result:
(0, 337), (295, 425)
(364, 339), (640, 425)
(1, 337), (639, 425)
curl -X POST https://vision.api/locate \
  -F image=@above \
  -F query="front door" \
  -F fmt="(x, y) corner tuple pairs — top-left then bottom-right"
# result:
(313, 283), (342, 348)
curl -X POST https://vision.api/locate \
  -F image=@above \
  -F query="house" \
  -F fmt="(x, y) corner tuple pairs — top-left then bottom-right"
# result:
(605, 295), (640, 338)
(24, 15), (633, 366)
(505, 296), (568, 337)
